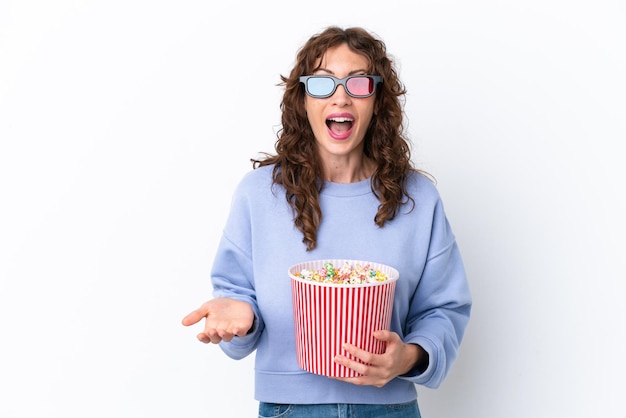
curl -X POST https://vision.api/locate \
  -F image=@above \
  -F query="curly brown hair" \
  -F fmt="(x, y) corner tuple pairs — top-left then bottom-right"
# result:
(252, 26), (423, 251)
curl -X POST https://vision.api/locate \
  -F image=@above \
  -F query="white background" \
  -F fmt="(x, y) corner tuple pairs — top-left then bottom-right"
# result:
(1, 1), (624, 417)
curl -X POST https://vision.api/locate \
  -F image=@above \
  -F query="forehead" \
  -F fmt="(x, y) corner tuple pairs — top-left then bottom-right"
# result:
(315, 43), (370, 70)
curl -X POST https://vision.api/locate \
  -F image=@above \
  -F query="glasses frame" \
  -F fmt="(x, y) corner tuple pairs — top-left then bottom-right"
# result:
(299, 75), (383, 99)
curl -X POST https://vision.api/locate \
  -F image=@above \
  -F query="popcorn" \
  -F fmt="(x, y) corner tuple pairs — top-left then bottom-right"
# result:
(289, 259), (399, 377)
(295, 261), (389, 284)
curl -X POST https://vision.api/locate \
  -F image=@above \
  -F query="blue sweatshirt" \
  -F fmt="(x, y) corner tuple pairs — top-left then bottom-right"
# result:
(211, 165), (472, 404)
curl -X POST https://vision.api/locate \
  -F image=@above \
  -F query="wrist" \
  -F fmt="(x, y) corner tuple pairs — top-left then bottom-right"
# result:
(414, 344), (429, 373)
(403, 343), (429, 375)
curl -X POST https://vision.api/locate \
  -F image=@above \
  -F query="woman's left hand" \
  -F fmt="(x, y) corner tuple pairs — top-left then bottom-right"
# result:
(332, 330), (426, 387)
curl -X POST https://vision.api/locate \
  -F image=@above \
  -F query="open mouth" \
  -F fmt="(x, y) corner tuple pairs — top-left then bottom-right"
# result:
(326, 116), (354, 135)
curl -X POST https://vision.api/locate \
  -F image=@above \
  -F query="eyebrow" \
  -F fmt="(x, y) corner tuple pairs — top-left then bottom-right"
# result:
(313, 68), (369, 76)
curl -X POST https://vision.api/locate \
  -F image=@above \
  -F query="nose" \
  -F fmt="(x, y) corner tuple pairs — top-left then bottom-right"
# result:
(331, 84), (352, 105)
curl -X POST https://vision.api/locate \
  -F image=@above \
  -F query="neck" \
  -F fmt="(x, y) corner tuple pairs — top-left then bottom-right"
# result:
(322, 157), (375, 183)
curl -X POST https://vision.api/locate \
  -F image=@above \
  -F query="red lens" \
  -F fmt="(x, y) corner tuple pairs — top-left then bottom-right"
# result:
(345, 76), (374, 96)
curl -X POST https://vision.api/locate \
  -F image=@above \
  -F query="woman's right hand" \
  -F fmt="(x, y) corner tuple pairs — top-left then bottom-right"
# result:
(181, 298), (254, 344)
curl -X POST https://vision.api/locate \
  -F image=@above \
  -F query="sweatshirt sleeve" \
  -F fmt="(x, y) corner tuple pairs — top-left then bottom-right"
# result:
(400, 198), (472, 388)
(209, 177), (265, 360)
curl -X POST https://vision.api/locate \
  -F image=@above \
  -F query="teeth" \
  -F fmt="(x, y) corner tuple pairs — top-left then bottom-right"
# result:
(328, 117), (353, 123)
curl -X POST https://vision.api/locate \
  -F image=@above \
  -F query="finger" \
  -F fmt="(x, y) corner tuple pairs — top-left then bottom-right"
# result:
(372, 329), (394, 342)
(232, 326), (250, 338)
(373, 331), (404, 355)
(181, 308), (207, 326)
(217, 329), (236, 343)
(332, 357), (388, 388)
(196, 332), (213, 344)
(209, 327), (232, 344)
(373, 329), (398, 343)
(199, 328), (224, 344)
(331, 375), (363, 385)
(334, 352), (371, 376)
(342, 343), (375, 365)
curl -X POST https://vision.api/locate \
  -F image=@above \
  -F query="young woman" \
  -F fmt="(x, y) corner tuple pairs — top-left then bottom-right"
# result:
(182, 26), (472, 417)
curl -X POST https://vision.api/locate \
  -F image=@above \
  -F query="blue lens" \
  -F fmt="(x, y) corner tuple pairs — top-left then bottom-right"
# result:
(307, 77), (335, 97)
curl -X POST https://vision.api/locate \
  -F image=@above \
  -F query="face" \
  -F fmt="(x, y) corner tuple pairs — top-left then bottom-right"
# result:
(304, 43), (376, 170)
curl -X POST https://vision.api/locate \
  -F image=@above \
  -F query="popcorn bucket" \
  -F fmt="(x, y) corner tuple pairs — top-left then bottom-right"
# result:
(289, 259), (399, 377)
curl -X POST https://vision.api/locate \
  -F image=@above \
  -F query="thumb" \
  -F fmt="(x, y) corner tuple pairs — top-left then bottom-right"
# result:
(373, 329), (400, 343)
(181, 308), (207, 326)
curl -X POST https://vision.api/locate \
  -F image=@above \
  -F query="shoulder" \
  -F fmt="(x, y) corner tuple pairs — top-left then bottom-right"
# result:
(406, 170), (441, 202)
(233, 164), (279, 198)
(237, 164), (274, 187)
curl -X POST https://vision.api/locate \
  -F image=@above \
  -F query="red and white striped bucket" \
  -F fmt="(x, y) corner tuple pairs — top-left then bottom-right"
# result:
(289, 259), (399, 378)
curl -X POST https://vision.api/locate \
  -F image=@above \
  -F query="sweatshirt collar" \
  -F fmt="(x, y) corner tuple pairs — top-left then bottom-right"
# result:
(320, 177), (372, 197)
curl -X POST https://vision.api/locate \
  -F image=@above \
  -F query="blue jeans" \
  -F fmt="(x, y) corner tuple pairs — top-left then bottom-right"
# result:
(258, 400), (421, 417)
